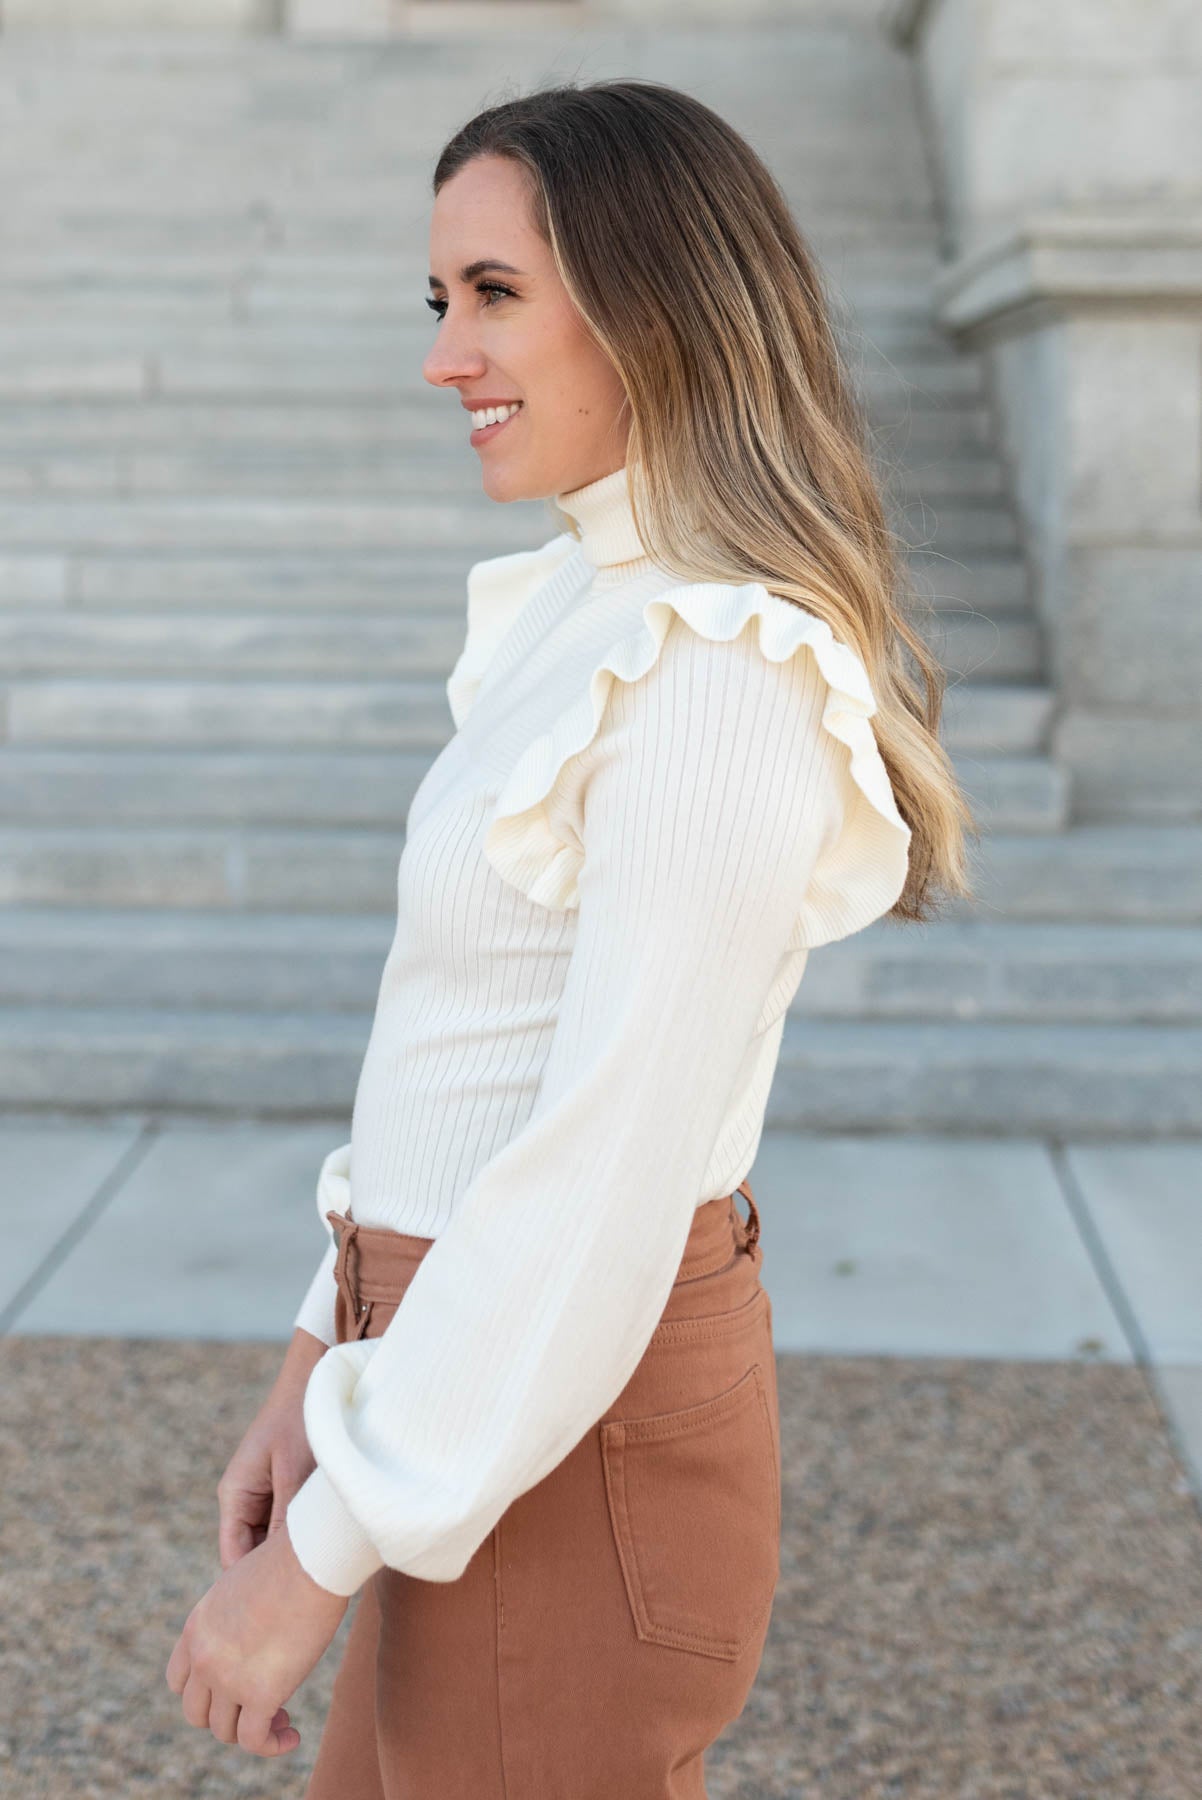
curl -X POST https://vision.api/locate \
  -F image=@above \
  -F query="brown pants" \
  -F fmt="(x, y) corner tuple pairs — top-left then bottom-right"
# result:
(303, 1181), (781, 1800)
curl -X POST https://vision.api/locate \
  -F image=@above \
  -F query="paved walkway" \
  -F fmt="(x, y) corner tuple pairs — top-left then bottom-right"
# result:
(4, 1114), (1202, 1797)
(4, 1114), (1201, 1490)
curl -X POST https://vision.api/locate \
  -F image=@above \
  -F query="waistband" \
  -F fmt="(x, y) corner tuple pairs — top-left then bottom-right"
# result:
(326, 1179), (762, 1344)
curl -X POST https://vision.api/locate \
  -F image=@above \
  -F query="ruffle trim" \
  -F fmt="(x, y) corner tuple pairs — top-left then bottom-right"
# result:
(483, 580), (913, 950)
(446, 534), (579, 729)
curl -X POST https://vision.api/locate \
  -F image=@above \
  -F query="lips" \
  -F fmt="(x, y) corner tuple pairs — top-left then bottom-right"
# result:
(469, 402), (523, 445)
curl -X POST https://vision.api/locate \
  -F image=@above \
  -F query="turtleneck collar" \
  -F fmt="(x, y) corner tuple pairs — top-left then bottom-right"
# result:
(554, 462), (655, 583)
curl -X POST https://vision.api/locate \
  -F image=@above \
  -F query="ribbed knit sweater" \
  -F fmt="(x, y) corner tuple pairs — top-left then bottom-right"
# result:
(284, 461), (912, 1596)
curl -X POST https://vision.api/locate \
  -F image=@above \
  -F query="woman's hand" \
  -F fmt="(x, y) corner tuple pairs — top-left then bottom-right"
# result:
(166, 1520), (348, 1757)
(217, 1327), (327, 1570)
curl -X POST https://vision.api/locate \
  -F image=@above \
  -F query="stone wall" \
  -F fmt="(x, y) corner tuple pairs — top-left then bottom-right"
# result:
(893, 0), (1202, 823)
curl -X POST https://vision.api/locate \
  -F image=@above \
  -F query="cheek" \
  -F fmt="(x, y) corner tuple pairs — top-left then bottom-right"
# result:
(570, 333), (627, 419)
(534, 311), (615, 410)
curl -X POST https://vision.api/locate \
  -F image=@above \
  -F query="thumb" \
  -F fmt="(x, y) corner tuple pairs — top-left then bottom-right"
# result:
(268, 1479), (302, 1539)
(268, 1458), (315, 1537)
(218, 1508), (258, 1571)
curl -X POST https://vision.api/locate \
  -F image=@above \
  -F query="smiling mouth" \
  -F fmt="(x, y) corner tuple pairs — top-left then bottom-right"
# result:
(469, 402), (523, 443)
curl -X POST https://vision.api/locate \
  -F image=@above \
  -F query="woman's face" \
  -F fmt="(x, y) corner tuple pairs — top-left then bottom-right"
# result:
(423, 154), (630, 502)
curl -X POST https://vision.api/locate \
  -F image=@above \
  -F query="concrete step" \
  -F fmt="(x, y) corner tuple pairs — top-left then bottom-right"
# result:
(0, 543), (1031, 613)
(934, 612), (1043, 682)
(873, 408), (1011, 457)
(0, 396), (1012, 462)
(799, 918), (1202, 1025)
(6, 203), (933, 251)
(0, 352), (983, 407)
(771, 1019), (1202, 1136)
(2, 823), (1199, 923)
(907, 552), (1031, 615)
(0, 907), (393, 1013)
(0, 615), (1043, 705)
(0, 1003), (369, 1116)
(0, 600), (1041, 687)
(951, 827), (1202, 926)
(0, 246), (949, 308)
(0, 295), (966, 367)
(7, 145), (938, 199)
(955, 757), (1069, 833)
(0, 494), (1019, 560)
(0, 33), (923, 113)
(940, 683), (1053, 755)
(0, 275), (952, 340)
(0, 495), (560, 553)
(0, 745), (1066, 835)
(0, 607), (463, 676)
(3, 908), (1199, 1027)
(8, 178), (930, 233)
(0, 750), (430, 827)
(896, 500), (1020, 554)
(0, 1002), (1196, 1133)
(0, 317), (978, 367)
(0, 39), (914, 95)
(0, 549), (502, 608)
(0, 823), (399, 913)
(0, 601), (1039, 691)
(0, 443), (1010, 505)
(0, 400), (477, 452)
(6, 78), (936, 168)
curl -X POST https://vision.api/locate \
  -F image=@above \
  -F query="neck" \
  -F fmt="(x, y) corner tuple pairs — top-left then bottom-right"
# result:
(554, 462), (656, 586)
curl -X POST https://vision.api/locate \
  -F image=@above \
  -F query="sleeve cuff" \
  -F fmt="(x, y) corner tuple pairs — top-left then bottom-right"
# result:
(292, 1238), (339, 1347)
(285, 1464), (385, 1598)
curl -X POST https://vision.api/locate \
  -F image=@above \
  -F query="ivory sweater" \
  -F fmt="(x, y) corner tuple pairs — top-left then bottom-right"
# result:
(285, 461), (911, 1596)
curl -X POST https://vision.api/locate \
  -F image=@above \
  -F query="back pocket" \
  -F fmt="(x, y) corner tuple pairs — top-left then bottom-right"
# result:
(599, 1362), (781, 1662)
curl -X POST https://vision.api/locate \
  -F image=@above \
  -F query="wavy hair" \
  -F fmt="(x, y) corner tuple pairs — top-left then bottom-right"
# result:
(433, 78), (979, 921)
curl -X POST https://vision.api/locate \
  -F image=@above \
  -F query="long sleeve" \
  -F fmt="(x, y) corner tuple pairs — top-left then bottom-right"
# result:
(285, 598), (907, 1595)
(292, 1237), (339, 1347)
(291, 1140), (353, 1348)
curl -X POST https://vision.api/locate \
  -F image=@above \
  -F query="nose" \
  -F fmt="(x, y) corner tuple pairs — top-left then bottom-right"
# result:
(422, 319), (486, 392)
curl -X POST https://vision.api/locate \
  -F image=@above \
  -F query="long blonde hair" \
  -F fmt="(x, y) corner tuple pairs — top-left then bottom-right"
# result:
(434, 78), (979, 922)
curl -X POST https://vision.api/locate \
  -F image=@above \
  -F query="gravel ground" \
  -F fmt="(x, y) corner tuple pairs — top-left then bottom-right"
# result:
(2, 1337), (1200, 1800)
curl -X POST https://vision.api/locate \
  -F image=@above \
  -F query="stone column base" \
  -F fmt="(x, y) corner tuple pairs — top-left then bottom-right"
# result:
(934, 215), (1202, 824)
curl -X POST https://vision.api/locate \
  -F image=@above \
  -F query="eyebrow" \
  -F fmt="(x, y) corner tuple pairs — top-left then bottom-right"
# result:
(427, 259), (525, 291)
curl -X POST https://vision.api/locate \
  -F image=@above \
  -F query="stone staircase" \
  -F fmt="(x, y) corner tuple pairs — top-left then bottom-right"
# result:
(0, 24), (1198, 1133)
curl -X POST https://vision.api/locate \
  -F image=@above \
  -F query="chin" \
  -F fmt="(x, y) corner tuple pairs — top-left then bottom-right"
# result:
(479, 463), (540, 505)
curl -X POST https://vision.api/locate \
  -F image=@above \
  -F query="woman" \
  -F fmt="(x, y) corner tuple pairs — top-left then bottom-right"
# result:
(166, 77), (976, 1796)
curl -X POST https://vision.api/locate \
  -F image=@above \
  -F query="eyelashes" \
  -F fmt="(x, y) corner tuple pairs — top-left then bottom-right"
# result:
(425, 281), (515, 322)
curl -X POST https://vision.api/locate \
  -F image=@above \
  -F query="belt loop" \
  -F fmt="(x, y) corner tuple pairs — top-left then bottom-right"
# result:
(328, 1207), (370, 1343)
(734, 1178), (761, 1254)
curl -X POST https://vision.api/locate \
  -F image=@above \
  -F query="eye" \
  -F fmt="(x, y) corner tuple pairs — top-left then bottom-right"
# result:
(425, 280), (514, 322)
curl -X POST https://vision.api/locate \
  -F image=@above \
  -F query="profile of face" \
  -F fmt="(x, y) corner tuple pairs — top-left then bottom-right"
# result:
(423, 154), (630, 503)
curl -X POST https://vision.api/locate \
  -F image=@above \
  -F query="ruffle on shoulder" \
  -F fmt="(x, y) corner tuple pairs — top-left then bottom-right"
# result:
(446, 534), (579, 729)
(482, 580), (913, 950)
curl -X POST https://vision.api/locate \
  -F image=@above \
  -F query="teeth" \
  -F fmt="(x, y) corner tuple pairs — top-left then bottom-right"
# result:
(471, 402), (521, 429)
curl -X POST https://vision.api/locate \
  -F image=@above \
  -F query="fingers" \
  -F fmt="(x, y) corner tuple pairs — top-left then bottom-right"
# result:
(238, 1703), (301, 1757)
(218, 1512), (256, 1571)
(207, 1695), (241, 1747)
(181, 1672), (212, 1732)
(165, 1630), (190, 1696)
(267, 1459), (313, 1537)
(218, 1480), (270, 1571)
(169, 1649), (300, 1760)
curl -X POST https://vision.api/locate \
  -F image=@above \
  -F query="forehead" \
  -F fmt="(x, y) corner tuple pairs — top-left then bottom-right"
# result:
(429, 156), (536, 255)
